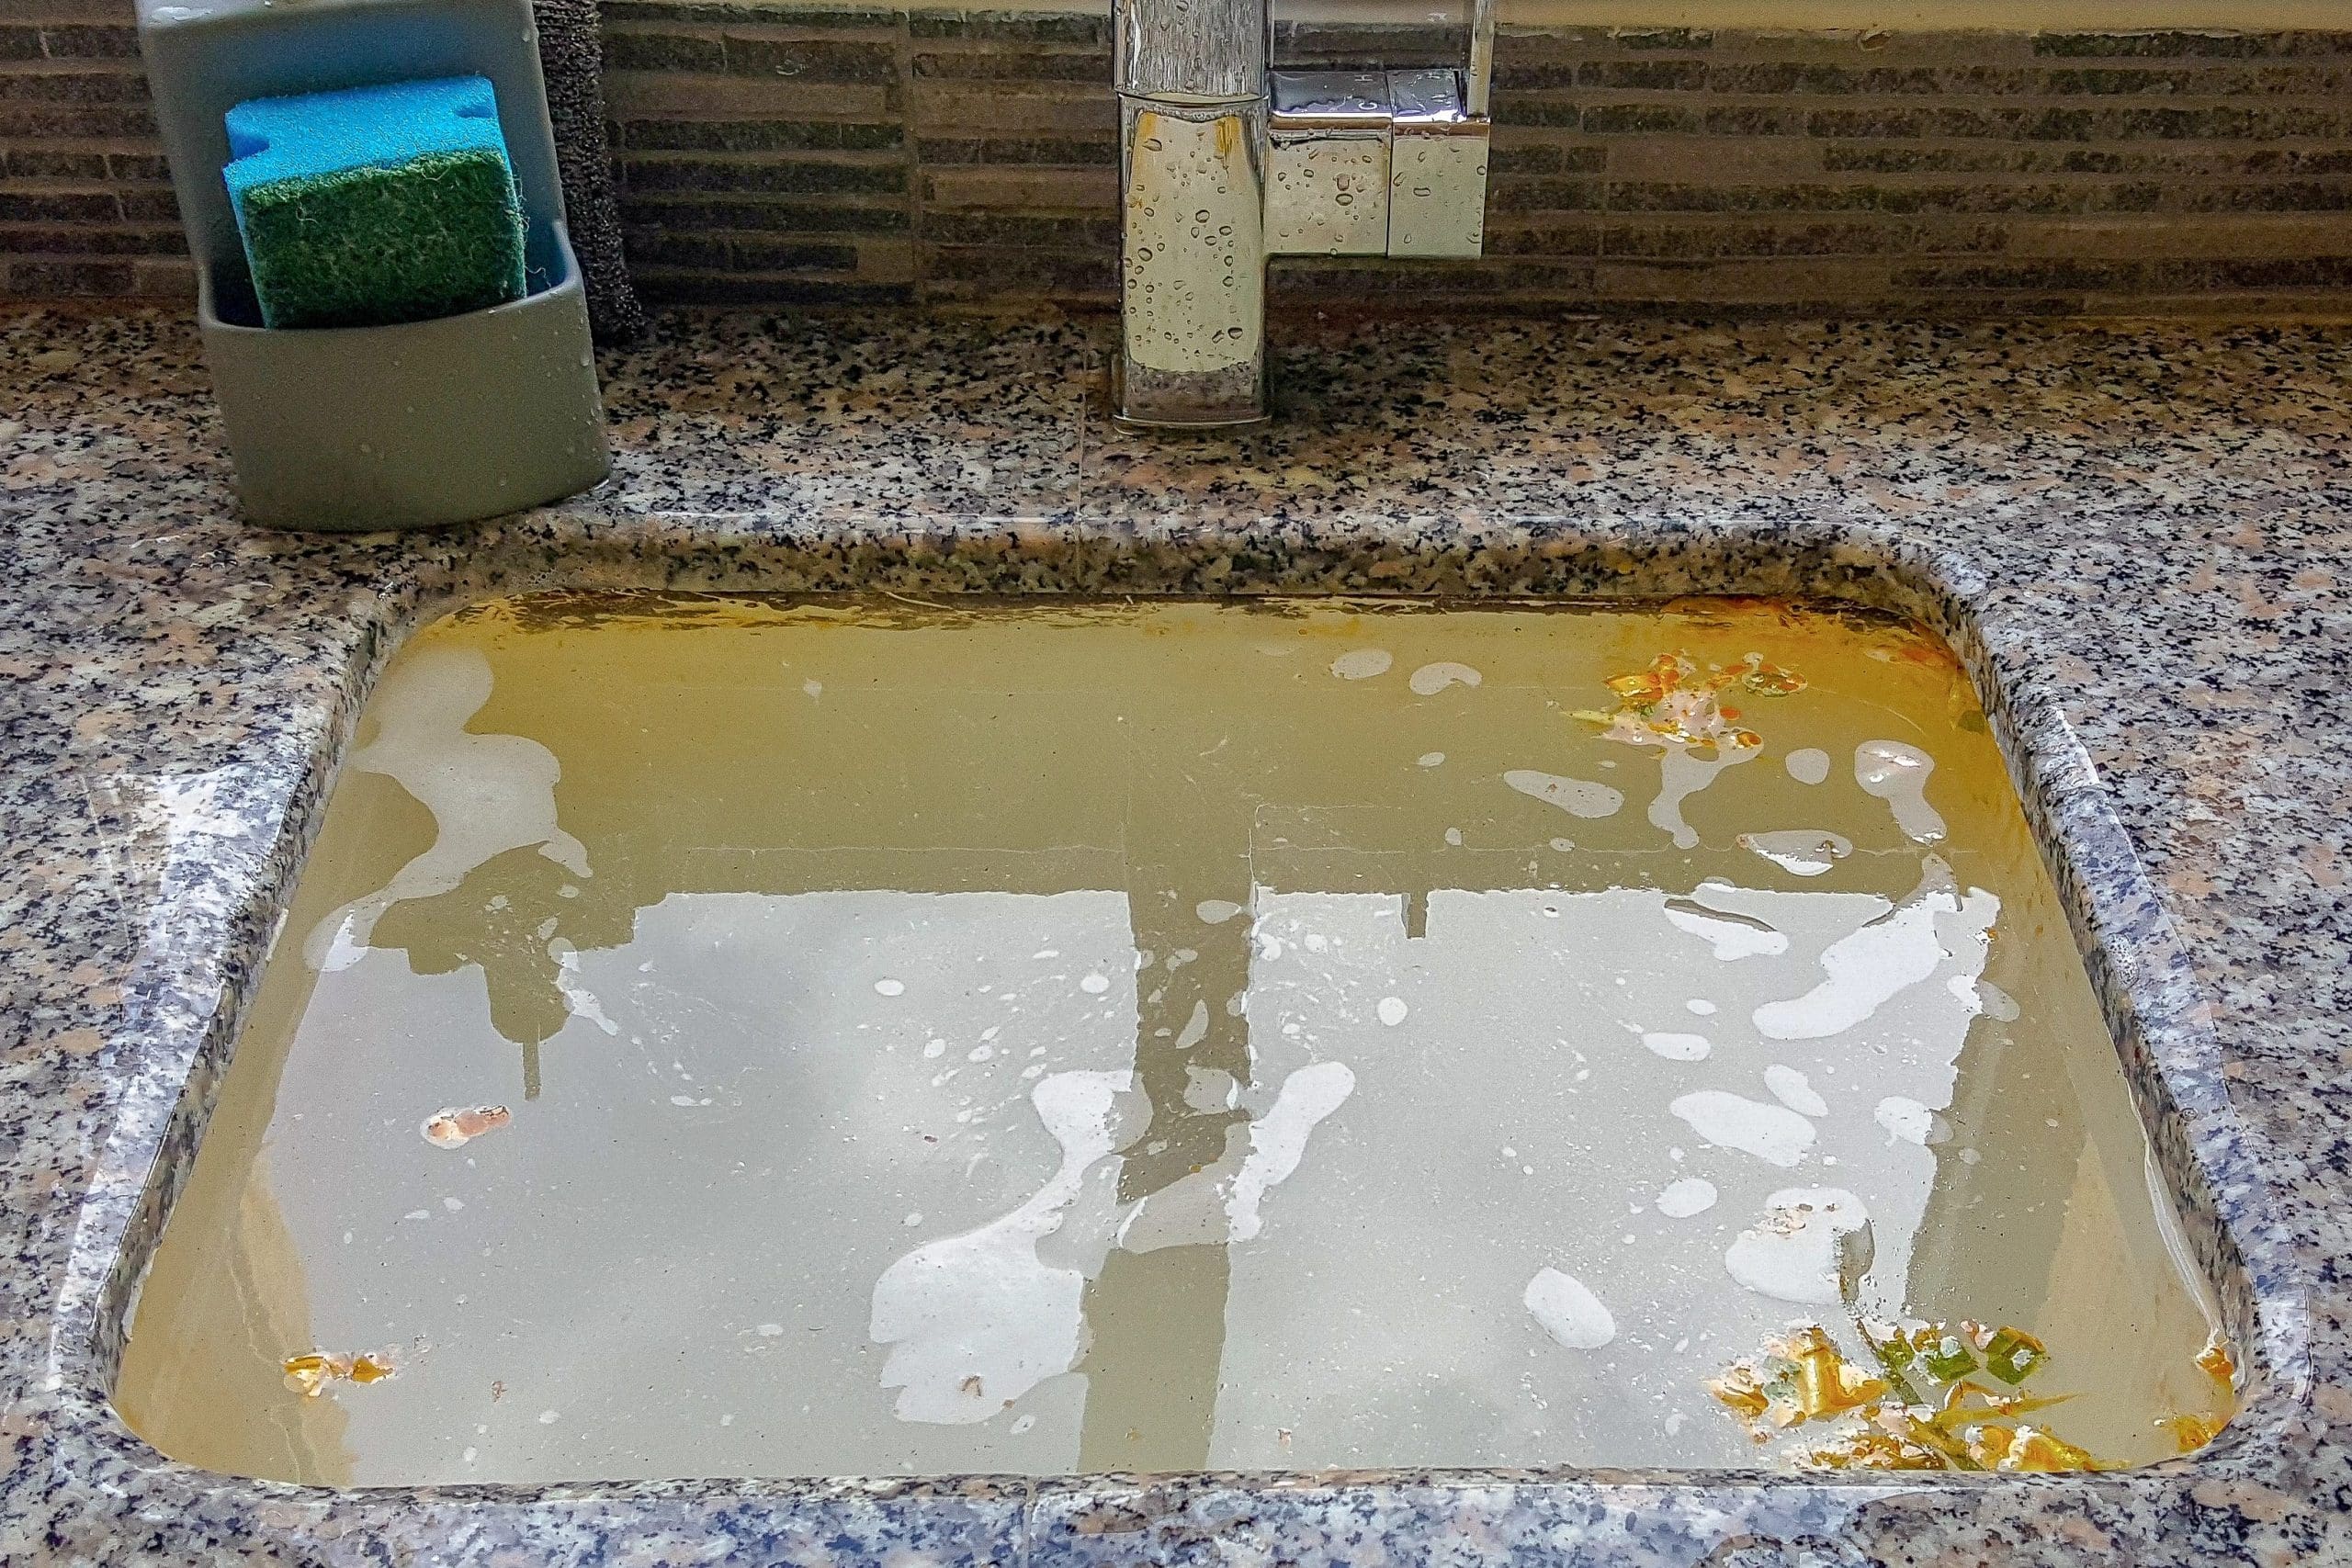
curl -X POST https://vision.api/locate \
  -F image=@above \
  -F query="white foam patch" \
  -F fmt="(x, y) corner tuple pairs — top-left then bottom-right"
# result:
(1873, 1095), (1951, 1146)
(1656, 1177), (1719, 1218)
(1856, 739), (1947, 843)
(1523, 1267), (1616, 1349)
(1227, 1061), (1356, 1243)
(1503, 769), (1625, 819)
(1330, 649), (1393, 680)
(1784, 747), (1831, 785)
(1376, 996), (1409, 1027)
(1763, 1064), (1827, 1117)
(1663, 897), (1789, 960)
(1737, 829), (1852, 878)
(869, 1069), (1131, 1423)
(1649, 741), (1758, 849)
(1119, 1062), (1356, 1253)
(1195, 899), (1248, 925)
(1751, 859), (1997, 1041)
(1641, 1032), (1713, 1062)
(1408, 660), (1482, 695)
(1724, 1188), (1870, 1306)
(549, 941), (620, 1036)
(305, 646), (591, 970)
(1669, 1090), (1816, 1168)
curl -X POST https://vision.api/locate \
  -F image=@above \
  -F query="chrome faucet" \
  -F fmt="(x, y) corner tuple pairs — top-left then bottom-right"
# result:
(1112, 0), (1496, 426)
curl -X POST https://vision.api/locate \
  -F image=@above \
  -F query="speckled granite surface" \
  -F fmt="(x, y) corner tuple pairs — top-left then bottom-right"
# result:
(0, 303), (2346, 1565)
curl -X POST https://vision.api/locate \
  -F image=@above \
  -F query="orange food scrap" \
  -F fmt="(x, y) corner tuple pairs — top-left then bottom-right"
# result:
(282, 1350), (396, 1398)
(1709, 1318), (2115, 1473)
(2162, 1413), (2225, 1453)
(2196, 1335), (2236, 1386)
(422, 1103), (512, 1149)
(1576, 652), (1804, 752)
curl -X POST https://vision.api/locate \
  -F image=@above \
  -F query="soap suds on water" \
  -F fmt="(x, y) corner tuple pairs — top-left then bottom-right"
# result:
(869, 1069), (1132, 1424)
(1751, 858), (1996, 1041)
(1195, 899), (1247, 925)
(1649, 742), (1758, 849)
(1503, 769), (1625, 820)
(306, 646), (590, 971)
(1737, 829), (1852, 877)
(1873, 1094), (1951, 1146)
(1663, 896), (1789, 961)
(1763, 1064), (1828, 1118)
(1856, 739), (1948, 843)
(1408, 661), (1481, 695)
(1641, 1032), (1713, 1061)
(1669, 1090), (1816, 1168)
(1656, 1177), (1719, 1218)
(1784, 747), (1831, 785)
(1724, 1188), (1870, 1305)
(1120, 1062), (1356, 1252)
(549, 942), (620, 1036)
(1329, 649), (1393, 680)
(1523, 1267), (1616, 1349)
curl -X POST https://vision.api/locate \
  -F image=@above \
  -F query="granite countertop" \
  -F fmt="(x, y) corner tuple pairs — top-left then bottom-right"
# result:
(0, 302), (2346, 1566)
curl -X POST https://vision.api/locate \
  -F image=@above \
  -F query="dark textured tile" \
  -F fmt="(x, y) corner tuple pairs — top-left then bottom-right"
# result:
(626, 229), (863, 272)
(0, 22), (39, 58)
(4, 147), (106, 178)
(1609, 27), (1713, 51)
(1600, 218), (2014, 258)
(103, 152), (170, 183)
(2032, 29), (2352, 59)
(910, 9), (1107, 45)
(621, 117), (904, 153)
(603, 1), (899, 26)
(116, 188), (176, 221)
(4, 254), (128, 291)
(1578, 59), (1711, 90)
(0, 189), (116, 222)
(922, 243), (1112, 296)
(620, 193), (911, 232)
(1581, 104), (1704, 135)
(1486, 175), (1603, 213)
(622, 153), (908, 196)
(1894, 255), (2352, 290)
(1477, 220), (1603, 257)
(40, 21), (136, 56)
(632, 270), (913, 303)
(912, 50), (1107, 83)
(0, 103), (156, 137)
(916, 135), (1116, 166)
(722, 33), (899, 82)
(921, 209), (1116, 248)
(1486, 142), (1609, 176)
(602, 28), (729, 73)
(0, 223), (182, 254)
(0, 66), (149, 102)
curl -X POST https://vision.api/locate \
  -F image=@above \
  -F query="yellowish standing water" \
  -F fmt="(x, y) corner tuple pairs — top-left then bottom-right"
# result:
(116, 594), (2233, 1484)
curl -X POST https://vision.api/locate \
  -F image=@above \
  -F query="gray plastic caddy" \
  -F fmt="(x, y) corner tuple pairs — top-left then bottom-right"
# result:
(137, 0), (612, 531)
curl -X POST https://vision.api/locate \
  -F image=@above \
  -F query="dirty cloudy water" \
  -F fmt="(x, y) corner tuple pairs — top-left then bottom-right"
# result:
(114, 593), (2233, 1483)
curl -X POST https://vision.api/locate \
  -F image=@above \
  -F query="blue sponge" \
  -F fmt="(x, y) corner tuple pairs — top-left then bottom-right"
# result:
(223, 75), (528, 329)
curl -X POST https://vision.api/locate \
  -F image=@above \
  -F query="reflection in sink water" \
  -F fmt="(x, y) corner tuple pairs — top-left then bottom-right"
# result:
(113, 594), (2234, 1484)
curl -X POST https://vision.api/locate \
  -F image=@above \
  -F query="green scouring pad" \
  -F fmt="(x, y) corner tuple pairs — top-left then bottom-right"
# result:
(223, 75), (528, 330)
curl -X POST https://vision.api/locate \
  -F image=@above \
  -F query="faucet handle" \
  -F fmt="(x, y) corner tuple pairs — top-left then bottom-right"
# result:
(1264, 0), (1493, 261)
(1464, 0), (1495, 118)
(1386, 67), (1487, 258)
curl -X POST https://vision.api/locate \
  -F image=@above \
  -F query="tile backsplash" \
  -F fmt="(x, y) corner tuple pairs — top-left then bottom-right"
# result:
(7, 2), (2352, 314)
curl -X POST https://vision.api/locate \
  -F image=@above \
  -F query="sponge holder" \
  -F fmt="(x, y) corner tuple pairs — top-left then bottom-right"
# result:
(137, 0), (612, 531)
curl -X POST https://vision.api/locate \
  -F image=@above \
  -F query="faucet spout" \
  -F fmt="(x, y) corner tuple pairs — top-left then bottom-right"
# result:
(1112, 0), (1272, 427)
